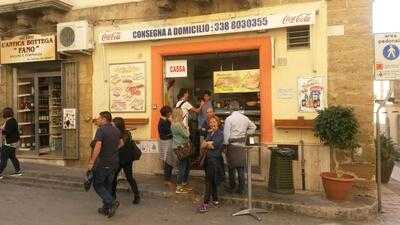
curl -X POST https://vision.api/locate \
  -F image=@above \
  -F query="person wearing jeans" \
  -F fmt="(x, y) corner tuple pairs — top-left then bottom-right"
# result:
(171, 108), (192, 194)
(89, 111), (122, 218)
(0, 107), (22, 179)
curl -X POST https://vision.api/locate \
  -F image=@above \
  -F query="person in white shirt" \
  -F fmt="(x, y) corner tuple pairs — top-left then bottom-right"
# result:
(223, 100), (256, 194)
(175, 88), (203, 130)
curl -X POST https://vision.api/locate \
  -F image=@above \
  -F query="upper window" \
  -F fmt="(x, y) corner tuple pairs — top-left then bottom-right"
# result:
(287, 26), (310, 49)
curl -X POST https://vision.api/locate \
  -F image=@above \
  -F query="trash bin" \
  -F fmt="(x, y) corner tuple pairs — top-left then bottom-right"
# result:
(268, 147), (295, 194)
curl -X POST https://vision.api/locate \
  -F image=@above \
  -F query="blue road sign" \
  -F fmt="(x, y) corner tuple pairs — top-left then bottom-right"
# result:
(383, 44), (400, 60)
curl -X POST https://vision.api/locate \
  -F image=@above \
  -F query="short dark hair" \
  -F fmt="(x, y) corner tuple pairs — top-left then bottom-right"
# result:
(113, 117), (126, 133)
(2, 107), (14, 119)
(177, 88), (189, 100)
(99, 111), (112, 122)
(160, 106), (172, 117)
(203, 90), (211, 96)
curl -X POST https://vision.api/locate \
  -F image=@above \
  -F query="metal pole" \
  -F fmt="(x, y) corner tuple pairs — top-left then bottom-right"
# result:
(376, 104), (383, 213)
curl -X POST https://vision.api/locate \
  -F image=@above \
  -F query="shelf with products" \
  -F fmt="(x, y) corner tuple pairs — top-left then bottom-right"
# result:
(18, 82), (32, 86)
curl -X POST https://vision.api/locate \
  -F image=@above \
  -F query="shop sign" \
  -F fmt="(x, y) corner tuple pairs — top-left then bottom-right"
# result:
(375, 33), (400, 80)
(165, 60), (187, 78)
(63, 108), (76, 129)
(99, 10), (315, 43)
(298, 77), (324, 112)
(137, 140), (159, 154)
(109, 62), (146, 112)
(0, 34), (56, 64)
(213, 69), (260, 93)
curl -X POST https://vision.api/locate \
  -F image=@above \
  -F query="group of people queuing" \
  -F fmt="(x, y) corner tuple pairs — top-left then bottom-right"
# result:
(158, 88), (256, 213)
(88, 111), (140, 218)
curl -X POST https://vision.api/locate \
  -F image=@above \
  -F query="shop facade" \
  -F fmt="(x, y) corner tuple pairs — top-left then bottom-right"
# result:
(0, 1), (93, 166)
(93, 1), (330, 191)
(0, 0), (375, 193)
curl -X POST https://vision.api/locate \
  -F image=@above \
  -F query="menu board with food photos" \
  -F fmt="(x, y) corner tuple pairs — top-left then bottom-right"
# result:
(109, 62), (146, 112)
(213, 69), (260, 93)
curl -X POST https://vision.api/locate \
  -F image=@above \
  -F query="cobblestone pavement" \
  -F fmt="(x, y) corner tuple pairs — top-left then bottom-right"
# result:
(381, 180), (400, 225)
(0, 183), (384, 225)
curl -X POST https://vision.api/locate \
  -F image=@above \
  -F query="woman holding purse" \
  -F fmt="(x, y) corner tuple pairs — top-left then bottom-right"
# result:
(171, 108), (192, 194)
(198, 116), (224, 213)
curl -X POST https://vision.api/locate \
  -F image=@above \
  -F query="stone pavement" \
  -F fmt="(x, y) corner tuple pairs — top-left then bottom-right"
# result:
(1, 162), (378, 221)
(380, 179), (400, 225)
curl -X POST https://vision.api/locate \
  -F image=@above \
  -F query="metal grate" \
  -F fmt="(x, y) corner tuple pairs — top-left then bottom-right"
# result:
(287, 26), (310, 49)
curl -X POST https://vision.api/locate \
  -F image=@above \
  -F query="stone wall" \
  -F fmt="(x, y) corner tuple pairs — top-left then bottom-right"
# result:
(327, 0), (375, 189)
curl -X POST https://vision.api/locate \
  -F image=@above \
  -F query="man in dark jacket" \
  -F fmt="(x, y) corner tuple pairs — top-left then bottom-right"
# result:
(88, 111), (122, 218)
(0, 107), (22, 179)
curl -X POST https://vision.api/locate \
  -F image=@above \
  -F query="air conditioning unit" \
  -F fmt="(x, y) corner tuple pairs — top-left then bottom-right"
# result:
(57, 20), (94, 53)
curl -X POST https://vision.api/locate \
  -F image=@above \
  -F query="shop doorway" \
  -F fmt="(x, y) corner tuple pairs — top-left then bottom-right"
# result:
(15, 72), (63, 156)
(151, 36), (272, 177)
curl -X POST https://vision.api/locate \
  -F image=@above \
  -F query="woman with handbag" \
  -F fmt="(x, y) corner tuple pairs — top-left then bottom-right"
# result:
(198, 116), (225, 213)
(171, 108), (192, 194)
(111, 117), (140, 204)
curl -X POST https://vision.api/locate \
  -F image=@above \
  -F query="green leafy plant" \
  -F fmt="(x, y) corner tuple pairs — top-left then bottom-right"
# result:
(376, 134), (400, 163)
(314, 106), (360, 152)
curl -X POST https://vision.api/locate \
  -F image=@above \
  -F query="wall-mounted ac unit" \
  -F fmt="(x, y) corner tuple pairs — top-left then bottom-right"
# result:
(57, 20), (94, 53)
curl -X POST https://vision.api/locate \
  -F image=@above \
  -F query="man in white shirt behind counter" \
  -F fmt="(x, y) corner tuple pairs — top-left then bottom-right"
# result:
(223, 100), (257, 194)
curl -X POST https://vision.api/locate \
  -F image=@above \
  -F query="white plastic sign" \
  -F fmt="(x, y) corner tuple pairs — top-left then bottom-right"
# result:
(165, 60), (187, 78)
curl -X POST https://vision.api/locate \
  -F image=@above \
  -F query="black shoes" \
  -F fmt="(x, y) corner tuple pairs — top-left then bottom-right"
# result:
(98, 200), (120, 218)
(133, 195), (141, 205)
(107, 200), (120, 218)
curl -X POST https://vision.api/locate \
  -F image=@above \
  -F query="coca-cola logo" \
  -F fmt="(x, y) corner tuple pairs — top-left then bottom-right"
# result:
(101, 32), (121, 42)
(282, 13), (312, 24)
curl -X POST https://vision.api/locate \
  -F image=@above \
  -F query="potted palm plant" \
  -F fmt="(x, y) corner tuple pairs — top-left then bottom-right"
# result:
(376, 134), (400, 183)
(314, 106), (360, 201)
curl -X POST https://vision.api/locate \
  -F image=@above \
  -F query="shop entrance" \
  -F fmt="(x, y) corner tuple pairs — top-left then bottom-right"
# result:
(16, 73), (63, 156)
(12, 61), (64, 157)
(164, 51), (261, 171)
(151, 37), (273, 177)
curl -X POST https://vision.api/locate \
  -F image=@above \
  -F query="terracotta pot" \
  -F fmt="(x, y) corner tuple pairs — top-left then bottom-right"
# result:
(321, 172), (354, 201)
(381, 160), (395, 184)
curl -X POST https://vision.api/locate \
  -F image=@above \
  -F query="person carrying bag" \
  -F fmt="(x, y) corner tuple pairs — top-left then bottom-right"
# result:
(171, 108), (193, 194)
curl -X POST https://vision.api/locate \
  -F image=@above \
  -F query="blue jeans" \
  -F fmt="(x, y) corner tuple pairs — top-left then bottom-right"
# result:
(177, 158), (190, 185)
(93, 167), (115, 208)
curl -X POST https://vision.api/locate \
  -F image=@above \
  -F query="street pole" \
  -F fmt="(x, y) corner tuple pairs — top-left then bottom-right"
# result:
(375, 85), (393, 213)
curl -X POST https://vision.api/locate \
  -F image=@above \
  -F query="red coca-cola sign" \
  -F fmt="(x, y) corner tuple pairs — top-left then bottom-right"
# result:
(101, 32), (121, 42)
(282, 13), (312, 24)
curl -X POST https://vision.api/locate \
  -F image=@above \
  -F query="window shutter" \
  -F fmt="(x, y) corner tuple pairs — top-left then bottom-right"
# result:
(62, 61), (80, 159)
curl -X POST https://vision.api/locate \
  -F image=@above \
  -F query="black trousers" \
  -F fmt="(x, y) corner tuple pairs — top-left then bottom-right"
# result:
(204, 178), (218, 204)
(0, 145), (21, 174)
(228, 167), (245, 191)
(112, 162), (139, 198)
(164, 163), (173, 181)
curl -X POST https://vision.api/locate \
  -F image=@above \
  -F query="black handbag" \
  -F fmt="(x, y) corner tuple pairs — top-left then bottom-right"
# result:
(131, 140), (142, 161)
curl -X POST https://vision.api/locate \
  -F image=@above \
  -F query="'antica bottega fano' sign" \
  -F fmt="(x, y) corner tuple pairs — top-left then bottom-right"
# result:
(1, 34), (56, 64)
